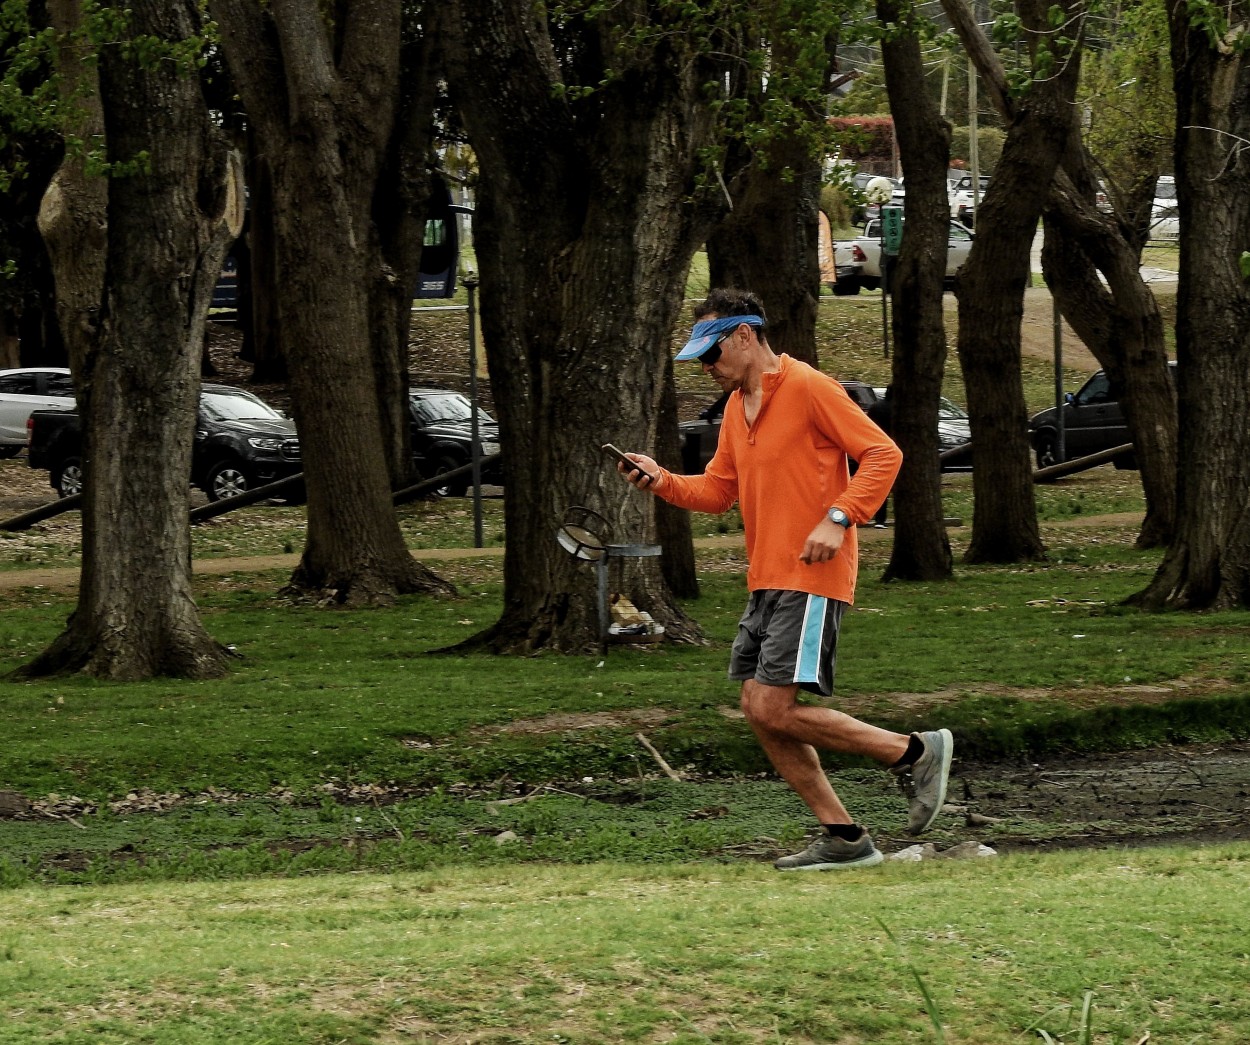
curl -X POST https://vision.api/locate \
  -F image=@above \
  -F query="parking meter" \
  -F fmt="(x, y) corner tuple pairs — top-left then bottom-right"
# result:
(881, 206), (904, 256)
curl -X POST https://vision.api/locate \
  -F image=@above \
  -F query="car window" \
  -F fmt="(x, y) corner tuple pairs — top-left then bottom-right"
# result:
(1076, 372), (1111, 404)
(45, 374), (75, 396)
(0, 373), (38, 394)
(948, 223), (973, 243)
(938, 397), (968, 420)
(201, 389), (284, 421)
(411, 392), (495, 426)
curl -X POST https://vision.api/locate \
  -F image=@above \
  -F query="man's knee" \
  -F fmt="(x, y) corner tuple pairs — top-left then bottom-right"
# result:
(740, 679), (796, 731)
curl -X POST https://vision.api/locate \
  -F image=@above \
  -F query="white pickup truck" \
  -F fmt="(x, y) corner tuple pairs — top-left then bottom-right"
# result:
(833, 216), (975, 294)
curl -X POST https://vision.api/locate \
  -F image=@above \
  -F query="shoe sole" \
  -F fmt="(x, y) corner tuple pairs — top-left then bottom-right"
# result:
(907, 728), (954, 835)
(775, 850), (885, 872)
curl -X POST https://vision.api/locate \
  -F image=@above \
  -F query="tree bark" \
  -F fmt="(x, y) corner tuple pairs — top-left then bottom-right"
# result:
(369, 20), (445, 489)
(942, 0), (1084, 564)
(1040, 159), (1176, 548)
(1131, 1), (1250, 610)
(443, 0), (734, 651)
(877, 0), (954, 581)
(211, 0), (452, 605)
(704, 18), (838, 368)
(950, 0), (1176, 551)
(25, 0), (238, 679)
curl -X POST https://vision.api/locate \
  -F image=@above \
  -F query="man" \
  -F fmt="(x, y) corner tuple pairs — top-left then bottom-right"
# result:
(614, 288), (952, 871)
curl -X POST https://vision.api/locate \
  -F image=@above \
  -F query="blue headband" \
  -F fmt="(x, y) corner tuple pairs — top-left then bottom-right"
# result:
(675, 314), (764, 361)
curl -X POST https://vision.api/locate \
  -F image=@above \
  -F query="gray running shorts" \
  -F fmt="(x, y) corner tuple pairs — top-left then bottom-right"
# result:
(728, 589), (847, 696)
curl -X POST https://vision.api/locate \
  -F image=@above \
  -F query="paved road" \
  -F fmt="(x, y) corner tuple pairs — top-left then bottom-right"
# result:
(1030, 227), (1178, 286)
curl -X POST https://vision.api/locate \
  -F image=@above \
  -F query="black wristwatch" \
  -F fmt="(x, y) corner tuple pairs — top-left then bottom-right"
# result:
(827, 507), (852, 529)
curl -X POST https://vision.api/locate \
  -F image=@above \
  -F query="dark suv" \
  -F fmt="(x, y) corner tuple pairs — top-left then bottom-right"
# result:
(408, 388), (502, 495)
(28, 384), (301, 500)
(1029, 362), (1177, 469)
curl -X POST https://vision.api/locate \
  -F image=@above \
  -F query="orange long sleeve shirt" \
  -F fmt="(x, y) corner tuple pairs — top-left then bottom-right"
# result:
(658, 355), (901, 604)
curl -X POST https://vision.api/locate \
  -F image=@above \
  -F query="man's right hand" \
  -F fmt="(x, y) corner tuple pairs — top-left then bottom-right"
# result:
(615, 452), (664, 493)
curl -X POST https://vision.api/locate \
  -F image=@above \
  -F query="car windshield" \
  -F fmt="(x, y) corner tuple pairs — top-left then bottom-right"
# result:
(411, 392), (494, 425)
(201, 389), (284, 422)
(938, 397), (968, 420)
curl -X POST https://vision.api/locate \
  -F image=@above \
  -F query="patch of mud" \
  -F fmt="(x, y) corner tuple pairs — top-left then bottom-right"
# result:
(949, 739), (1250, 853)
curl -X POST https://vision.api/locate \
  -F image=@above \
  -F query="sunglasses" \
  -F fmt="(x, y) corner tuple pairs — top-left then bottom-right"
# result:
(697, 329), (733, 366)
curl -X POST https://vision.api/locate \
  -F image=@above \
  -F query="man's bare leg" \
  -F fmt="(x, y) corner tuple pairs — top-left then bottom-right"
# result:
(741, 678), (909, 823)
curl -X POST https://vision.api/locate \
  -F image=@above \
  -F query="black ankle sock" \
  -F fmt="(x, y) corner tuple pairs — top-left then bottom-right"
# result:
(891, 733), (925, 769)
(823, 823), (864, 841)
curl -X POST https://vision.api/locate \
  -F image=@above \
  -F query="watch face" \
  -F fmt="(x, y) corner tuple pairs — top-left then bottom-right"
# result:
(829, 508), (850, 527)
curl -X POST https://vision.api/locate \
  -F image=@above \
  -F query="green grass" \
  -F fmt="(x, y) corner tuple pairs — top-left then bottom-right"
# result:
(3, 520), (1247, 801)
(1, 847), (1247, 1043)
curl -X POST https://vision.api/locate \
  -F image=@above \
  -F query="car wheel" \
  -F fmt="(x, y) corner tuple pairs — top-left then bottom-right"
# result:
(434, 454), (469, 497)
(832, 278), (861, 297)
(204, 459), (252, 501)
(53, 457), (83, 498)
(0, 445), (22, 459)
(1035, 431), (1060, 469)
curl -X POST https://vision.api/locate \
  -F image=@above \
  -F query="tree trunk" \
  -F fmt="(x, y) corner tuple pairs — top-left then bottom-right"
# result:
(706, 160), (822, 367)
(369, 22), (446, 489)
(25, 0), (239, 680)
(212, 0), (452, 605)
(949, 0), (1177, 551)
(1131, 2), (1250, 610)
(877, 0), (954, 582)
(443, 0), (732, 651)
(1041, 155), (1176, 548)
(703, 23), (835, 368)
(241, 145), (286, 383)
(943, 0), (1084, 564)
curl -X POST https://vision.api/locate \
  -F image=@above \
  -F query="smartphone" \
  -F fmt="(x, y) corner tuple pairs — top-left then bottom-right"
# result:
(602, 443), (654, 482)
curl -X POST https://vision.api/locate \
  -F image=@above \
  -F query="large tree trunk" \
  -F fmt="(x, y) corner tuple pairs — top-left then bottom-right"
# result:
(950, 0), (1175, 552)
(877, 0), (954, 582)
(241, 145), (285, 383)
(369, 22), (445, 488)
(443, 0), (732, 651)
(706, 159), (822, 367)
(942, 0), (1084, 564)
(1131, 1), (1250, 610)
(1041, 157), (1176, 549)
(25, 0), (238, 680)
(212, 0), (452, 605)
(704, 23), (835, 368)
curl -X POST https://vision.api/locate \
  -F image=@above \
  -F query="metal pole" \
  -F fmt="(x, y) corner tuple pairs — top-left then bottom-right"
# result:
(464, 274), (484, 548)
(880, 228), (890, 358)
(1053, 291), (1066, 463)
(596, 554), (609, 655)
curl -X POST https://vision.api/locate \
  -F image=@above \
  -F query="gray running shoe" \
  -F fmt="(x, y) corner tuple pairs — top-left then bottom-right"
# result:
(893, 728), (954, 835)
(774, 831), (884, 871)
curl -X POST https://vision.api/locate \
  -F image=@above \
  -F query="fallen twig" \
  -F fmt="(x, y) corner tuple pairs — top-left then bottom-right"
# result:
(635, 733), (682, 781)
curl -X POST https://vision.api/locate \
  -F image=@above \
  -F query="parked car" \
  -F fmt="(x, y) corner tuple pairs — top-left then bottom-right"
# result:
(1151, 175), (1179, 241)
(1028, 362), (1177, 469)
(848, 171), (897, 224)
(834, 217), (974, 294)
(948, 173), (990, 226)
(0, 367), (74, 456)
(408, 387), (502, 495)
(872, 387), (973, 472)
(28, 384), (302, 500)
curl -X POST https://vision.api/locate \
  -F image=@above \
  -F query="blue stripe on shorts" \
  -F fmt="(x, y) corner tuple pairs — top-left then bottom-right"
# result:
(793, 594), (828, 687)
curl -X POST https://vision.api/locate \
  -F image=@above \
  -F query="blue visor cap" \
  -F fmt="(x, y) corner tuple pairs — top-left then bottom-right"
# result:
(675, 314), (764, 361)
